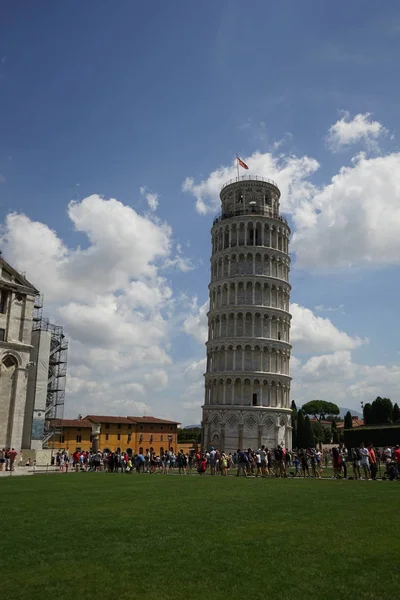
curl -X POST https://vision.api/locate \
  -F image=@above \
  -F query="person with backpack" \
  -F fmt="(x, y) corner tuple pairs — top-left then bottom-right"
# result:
(177, 450), (188, 475)
(236, 448), (248, 477)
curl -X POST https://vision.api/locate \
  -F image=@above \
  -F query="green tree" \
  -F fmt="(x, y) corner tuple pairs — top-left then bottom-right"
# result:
(370, 397), (393, 424)
(296, 409), (305, 449)
(344, 411), (353, 429)
(322, 427), (332, 444)
(302, 400), (340, 421)
(331, 419), (339, 443)
(363, 402), (372, 425)
(393, 403), (400, 424)
(177, 428), (201, 443)
(304, 415), (316, 448)
(311, 420), (324, 444)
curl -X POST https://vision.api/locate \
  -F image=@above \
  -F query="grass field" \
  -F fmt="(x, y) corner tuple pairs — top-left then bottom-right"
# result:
(1, 474), (398, 600)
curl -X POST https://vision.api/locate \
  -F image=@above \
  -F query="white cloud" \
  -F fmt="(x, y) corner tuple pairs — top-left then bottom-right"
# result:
(289, 304), (364, 354)
(292, 351), (400, 412)
(184, 357), (206, 381)
(291, 152), (400, 268)
(0, 194), (196, 421)
(144, 369), (169, 390)
(314, 304), (344, 313)
(140, 186), (159, 211)
(184, 142), (400, 271)
(301, 350), (356, 382)
(182, 150), (319, 215)
(121, 382), (146, 395)
(183, 298), (365, 355)
(1, 195), (172, 303)
(182, 298), (209, 344)
(348, 364), (400, 399)
(326, 112), (387, 151)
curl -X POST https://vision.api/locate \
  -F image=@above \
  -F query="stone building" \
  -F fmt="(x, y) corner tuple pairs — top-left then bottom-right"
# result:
(202, 176), (292, 452)
(0, 257), (38, 449)
(48, 415), (180, 454)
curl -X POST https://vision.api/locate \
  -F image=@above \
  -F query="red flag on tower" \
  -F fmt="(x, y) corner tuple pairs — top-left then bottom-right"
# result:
(237, 156), (249, 170)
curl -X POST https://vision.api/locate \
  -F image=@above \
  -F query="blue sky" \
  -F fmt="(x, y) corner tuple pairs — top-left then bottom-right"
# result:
(2, 1), (400, 423)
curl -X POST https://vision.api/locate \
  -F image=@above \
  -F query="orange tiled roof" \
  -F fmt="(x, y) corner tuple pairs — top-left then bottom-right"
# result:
(51, 418), (92, 428)
(128, 416), (180, 425)
(337, 418), (364, 429)
(85, 415), (134, 425)
(310, 418), (333, 425)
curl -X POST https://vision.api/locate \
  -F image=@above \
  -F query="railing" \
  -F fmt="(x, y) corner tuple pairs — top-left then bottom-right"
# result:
(221, 175), (278, 189)
(213, 206), (289, 226)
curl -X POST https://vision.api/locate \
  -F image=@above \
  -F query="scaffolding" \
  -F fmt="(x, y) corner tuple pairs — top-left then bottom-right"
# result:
(31, 295), (68, 448)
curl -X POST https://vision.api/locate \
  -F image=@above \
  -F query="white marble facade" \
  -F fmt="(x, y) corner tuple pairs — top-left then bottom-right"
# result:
(0, 258), (38, 450)
(202, 177), (292, 453)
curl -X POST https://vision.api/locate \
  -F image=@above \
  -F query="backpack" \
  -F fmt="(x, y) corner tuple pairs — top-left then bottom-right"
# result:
(239, 451), (248, 463)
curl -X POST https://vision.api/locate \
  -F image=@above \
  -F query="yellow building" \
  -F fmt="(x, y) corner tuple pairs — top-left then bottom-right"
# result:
(49, 415), (180, 454)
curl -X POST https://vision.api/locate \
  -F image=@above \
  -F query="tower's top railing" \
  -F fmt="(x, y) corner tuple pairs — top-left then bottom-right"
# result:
(213, 206), (289, 226)
(221, 175), (279, 190)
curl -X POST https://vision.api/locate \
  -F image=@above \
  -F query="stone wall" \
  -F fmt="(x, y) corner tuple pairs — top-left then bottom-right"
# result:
(0, 261), (37, 450)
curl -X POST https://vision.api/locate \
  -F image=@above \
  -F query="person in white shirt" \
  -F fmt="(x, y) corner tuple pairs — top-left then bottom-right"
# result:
(209, 448), (217, 475)
(258, 445), (267, 477)
(359, 443), (371, 479)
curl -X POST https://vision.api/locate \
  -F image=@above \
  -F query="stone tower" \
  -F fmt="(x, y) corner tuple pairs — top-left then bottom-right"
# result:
(202, 175), (292, 453)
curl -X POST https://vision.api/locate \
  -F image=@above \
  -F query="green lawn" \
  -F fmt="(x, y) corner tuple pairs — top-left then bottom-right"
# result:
(1, 474), (398, 600)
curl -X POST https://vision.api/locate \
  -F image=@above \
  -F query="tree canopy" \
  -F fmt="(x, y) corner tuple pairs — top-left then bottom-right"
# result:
(331, 419), (339, 443)
(291, 401), (298, 449)
(296, 409), (305, 449)
(363, 402), (372, 425)
(363, 397), (394, 425)
(177, 428), (201, 443)
(344, 411), (353, 429)
(370, 397), (393, 424)
(393, 403), (400, 424)
(303, 416), (315, 448)
(302, 400), (340, 421)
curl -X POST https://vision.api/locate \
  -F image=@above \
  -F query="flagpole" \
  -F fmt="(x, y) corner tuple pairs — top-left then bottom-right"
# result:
(236, 154), (239, 181)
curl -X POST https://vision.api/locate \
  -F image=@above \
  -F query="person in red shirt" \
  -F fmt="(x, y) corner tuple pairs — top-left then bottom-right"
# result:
(368, 444), (377, 480)
(8, 448), (18, 472)
(197, 454), (207, 475)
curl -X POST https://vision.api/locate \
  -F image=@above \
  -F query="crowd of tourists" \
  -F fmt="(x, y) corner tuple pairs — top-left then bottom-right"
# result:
(53, 443), (400, 480)
(54, 448), (194, 474)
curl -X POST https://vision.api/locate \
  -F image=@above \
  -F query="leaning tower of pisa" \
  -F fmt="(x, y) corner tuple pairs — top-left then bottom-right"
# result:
(202, 175), (292, 453)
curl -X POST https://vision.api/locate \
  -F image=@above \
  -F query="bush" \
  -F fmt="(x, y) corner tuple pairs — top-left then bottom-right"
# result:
(343, 425), (400, 448)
